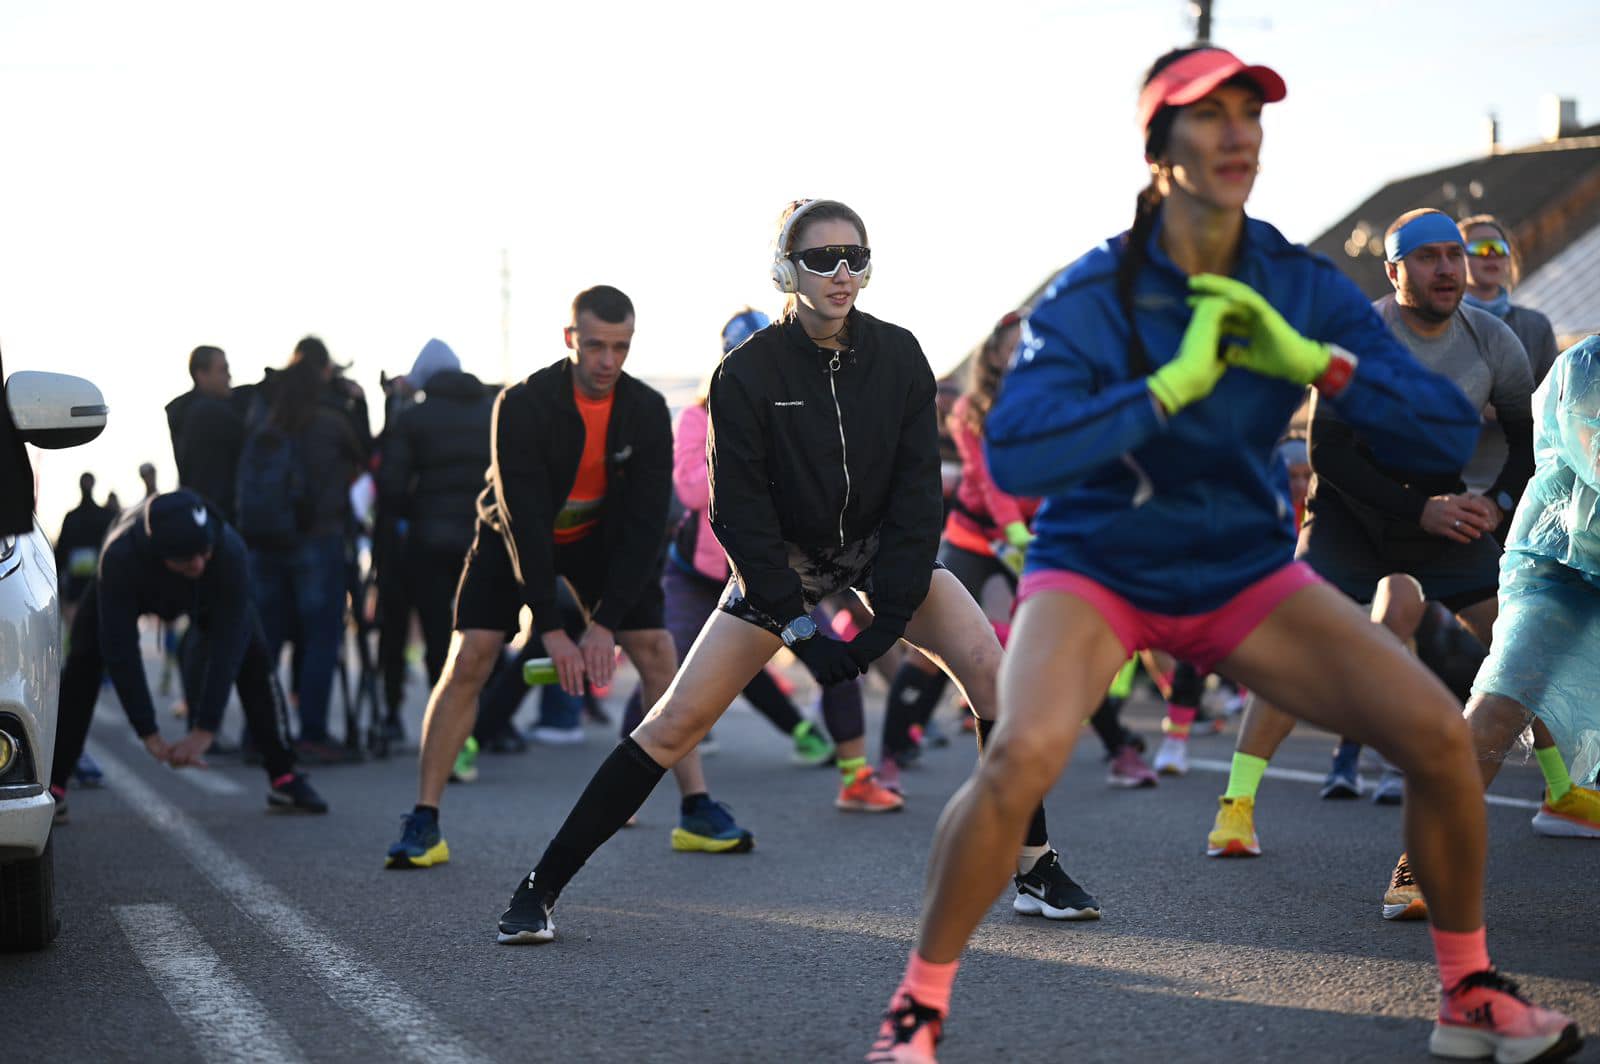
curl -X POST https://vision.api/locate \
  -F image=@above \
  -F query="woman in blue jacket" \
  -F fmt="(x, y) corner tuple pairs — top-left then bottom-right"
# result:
(867, 47), (1579, 1064)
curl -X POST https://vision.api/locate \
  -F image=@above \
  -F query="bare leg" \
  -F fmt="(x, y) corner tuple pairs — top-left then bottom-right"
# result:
(1373, 574), (1427, 643)
(1464, 691), (1534, 789)
(1233, 694), (1298, 760)
(1453, 596), (1498, 649)
(913, 590), (1128, 961)
(1219, 583), (1485, 932)
(416, 629), (503, 807)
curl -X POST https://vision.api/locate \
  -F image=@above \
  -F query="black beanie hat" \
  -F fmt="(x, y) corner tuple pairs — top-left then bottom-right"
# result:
(144, 490), (215, 559)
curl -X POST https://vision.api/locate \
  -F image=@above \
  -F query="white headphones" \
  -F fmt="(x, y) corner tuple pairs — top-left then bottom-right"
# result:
(769, 198), (872, 293)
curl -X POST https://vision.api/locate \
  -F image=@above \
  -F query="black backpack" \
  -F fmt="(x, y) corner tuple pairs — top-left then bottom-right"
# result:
(234, 425), (312, 548)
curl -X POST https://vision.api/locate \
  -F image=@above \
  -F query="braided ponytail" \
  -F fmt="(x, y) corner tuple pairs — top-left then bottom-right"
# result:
(1117, 183), (1165, 378)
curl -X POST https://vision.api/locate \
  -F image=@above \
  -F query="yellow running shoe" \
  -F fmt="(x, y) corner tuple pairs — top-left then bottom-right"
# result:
(1531, 785), (1600, 839)
(1382, 851), (1428, 921)
(1206, 796), (1261, 857)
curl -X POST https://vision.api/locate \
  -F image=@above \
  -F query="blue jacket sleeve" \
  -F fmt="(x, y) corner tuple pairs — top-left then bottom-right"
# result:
(96, 545), (160, 738)
(1312, 268), (1478, 474)
(985, 312), (1165, 498)
(191, 534), (253, 732)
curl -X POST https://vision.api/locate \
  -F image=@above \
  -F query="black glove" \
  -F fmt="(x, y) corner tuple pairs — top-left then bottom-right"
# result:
(791, 634), (863, 686)
(846, 623), (903, 672)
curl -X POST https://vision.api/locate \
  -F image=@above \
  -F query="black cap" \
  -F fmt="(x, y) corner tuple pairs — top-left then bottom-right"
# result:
(144, 491), (215, 559)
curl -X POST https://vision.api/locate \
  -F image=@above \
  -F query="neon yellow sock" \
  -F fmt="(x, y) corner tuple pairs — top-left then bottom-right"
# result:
(1534, 745), (1572, 803)
(1108, 657), (1137, 700)
(838, 755), (867, 783)
(1224, 752), (1269, 800)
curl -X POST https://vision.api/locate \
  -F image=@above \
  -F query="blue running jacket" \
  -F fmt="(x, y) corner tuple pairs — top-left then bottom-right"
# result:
(986, 215), (1479, 615)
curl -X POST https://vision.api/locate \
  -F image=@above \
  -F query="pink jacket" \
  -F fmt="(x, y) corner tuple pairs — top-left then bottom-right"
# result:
(947, 395), (1037, 540)
(673, 403), (730, 582)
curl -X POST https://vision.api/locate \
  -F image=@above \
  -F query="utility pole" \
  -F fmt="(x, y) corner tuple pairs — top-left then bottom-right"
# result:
(1190, 0), (1213, 43)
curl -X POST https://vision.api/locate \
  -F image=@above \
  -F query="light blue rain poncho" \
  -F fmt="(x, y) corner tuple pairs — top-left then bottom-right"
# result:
(1473, 334), (1600, 784)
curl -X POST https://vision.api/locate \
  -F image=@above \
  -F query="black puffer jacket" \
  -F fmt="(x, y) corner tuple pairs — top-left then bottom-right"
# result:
(706, 309), (941, 632)
(377, 370), (495, 554)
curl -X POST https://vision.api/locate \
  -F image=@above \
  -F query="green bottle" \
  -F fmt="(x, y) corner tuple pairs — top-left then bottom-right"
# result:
(522, 657), (559, 686)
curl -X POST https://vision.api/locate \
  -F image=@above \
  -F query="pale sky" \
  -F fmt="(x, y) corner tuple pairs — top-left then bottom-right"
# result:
(5, 0), (1599, 533)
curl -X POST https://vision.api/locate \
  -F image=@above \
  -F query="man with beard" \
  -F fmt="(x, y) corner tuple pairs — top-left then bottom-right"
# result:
(1207, 209), (1536, 905)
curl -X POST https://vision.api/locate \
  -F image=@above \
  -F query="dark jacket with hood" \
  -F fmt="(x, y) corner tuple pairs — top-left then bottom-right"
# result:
(706, 309), (941, 634)
(96, 493), (254, 737)
(475, 358), (672, 635)
(377, 369), (495, 555)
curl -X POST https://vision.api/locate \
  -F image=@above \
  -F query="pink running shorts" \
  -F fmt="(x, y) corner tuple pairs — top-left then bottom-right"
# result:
(1015, 561), (1323, 674)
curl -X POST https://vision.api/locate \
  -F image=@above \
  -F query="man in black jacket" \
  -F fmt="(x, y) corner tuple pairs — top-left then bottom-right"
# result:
(48, 491), (328, 819)
(385, 286), (749, 869)
(165, 345), (245, 522)
(55, 472), (115, 615)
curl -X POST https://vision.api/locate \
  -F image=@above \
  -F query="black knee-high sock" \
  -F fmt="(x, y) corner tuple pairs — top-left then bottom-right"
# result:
(973, 718), (1050, 848)
(740, 668), (805, 736)
(530, 737), (666, 901)
(881, 663), (947, 756)
(1087, 696), (1132, 756)
(820, 677), (865, 745)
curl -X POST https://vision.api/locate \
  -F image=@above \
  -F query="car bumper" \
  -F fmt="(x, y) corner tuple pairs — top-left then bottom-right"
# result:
(0, 790), (53, 860)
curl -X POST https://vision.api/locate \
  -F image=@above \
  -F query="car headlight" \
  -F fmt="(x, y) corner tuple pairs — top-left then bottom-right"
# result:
(0, 728), (14, 778)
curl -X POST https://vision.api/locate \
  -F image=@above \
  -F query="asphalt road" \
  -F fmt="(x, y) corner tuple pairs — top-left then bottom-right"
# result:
(7, 663), (1596, 1063)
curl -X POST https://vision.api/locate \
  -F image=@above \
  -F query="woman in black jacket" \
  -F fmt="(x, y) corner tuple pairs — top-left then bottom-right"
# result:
(495, 199), (1097, 948)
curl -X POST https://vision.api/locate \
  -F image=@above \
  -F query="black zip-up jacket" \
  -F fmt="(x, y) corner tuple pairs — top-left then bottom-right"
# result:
(377, 370), (495, 555)
(475, 358), (672, 635)
(96, 498), (253, 737)
(706, 310), (941, 634)
(165, 388), (246, 521)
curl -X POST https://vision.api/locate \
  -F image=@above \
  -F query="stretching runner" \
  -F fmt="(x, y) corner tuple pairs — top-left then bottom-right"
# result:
(495, 197), (1099, 948)
(867, 48), (1578, 1064)
(384, 285), (750, 869)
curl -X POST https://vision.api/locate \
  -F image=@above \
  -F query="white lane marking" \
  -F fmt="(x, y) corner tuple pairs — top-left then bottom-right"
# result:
(1187, 757), (1542, 810)
(113, 903), (307, 1064)
(88, 742), (491, 1064)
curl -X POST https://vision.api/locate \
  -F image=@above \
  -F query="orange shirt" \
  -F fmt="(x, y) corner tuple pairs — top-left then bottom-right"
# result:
(554, 385), (614, 544)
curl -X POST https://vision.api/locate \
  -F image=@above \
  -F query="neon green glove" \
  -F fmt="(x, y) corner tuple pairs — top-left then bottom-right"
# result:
(1188, 274), (1329, 385)
(1003, 521), (1033, 549)
(1147, 296), (1232, 414)
(993, 539), (1027, 577)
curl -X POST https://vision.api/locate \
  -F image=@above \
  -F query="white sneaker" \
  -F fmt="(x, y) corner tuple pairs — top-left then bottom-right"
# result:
(1372, 767), (1404, 805)
(1153, 736), (1189, 776)
(529, 725), (586, 746)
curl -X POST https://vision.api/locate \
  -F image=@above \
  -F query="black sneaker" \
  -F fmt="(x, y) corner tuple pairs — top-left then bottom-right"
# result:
(267, 773), (330, 814)
(497, 875), (556, 944)
(1012, 850), (1100, 920)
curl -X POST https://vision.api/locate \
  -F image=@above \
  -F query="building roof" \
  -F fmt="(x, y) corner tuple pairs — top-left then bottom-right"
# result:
(1308, 125), (1600, 300)
(1516, 220), (1600, 343)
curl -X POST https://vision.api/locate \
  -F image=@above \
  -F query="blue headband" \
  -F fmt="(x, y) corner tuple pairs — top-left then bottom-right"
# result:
(1385, 213), (1464, 264)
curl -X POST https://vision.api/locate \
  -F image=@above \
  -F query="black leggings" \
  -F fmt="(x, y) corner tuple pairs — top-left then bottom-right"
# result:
(52, 580), (296, 789)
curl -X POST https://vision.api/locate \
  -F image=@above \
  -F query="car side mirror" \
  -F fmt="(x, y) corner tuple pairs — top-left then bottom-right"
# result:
(5, 371), (108, 449)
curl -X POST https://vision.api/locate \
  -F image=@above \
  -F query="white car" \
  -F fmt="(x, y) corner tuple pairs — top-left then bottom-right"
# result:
(0, 371), (107, 950)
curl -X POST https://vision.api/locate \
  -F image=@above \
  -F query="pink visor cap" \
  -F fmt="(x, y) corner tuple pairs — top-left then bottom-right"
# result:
(1135, 48), (1287, 135)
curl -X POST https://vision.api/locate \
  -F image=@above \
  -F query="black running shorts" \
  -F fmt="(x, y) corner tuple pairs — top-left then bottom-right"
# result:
(1296, 499), (1499, 613)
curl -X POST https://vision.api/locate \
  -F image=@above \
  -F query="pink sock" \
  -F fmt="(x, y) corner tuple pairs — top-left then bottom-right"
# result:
(1430, 926), (1490, 991)
(899, 951), (958, 1015)
(1165, 705), (1197, 738)
(272, 773), (296, 788)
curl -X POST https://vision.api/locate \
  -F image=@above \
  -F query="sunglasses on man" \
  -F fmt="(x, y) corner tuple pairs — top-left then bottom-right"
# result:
(1465, 237), (1510, 259)
(790, 245), (871, 277)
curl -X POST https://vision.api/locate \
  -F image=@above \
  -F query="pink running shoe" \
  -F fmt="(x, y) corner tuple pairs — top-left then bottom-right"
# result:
(1106, 744), (1158, 789)
(1430, 969), (1581, 1063)
(866, 992), (942, 1064)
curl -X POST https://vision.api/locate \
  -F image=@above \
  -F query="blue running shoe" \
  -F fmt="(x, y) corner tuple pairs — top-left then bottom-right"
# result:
(73, 752), (104, 788)
(385, 811), (450, 869)
(1321, 743), (1363, 800)
(670, 795), (754, 854)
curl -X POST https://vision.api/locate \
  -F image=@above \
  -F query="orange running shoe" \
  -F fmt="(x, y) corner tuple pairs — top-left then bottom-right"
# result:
(1382, 852), (1428, 921)
(838, 766), (905, 813)
(1431, 969), (1581, 1062)
(866, 992), (942, 1063)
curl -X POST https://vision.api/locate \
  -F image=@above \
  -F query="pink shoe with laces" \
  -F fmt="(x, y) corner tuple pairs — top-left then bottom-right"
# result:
(866, 991), (942, 1064)
(1106, 744), (1158, 789)
(1430, 969), (1581, 1062)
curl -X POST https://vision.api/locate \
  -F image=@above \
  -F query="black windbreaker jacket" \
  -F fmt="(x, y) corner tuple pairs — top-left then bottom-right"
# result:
(475, 358), (672, 635)
(706, 310), (941, 633)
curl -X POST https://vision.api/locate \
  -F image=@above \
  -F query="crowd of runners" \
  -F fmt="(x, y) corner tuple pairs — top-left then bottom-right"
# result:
(46, 43), (1597, 1064)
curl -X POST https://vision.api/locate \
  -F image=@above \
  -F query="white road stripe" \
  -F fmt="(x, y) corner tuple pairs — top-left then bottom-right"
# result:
(1187, 757), (1542, 810)
(89, 741), (492, 1064)
(113, 903), (306, 1064)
